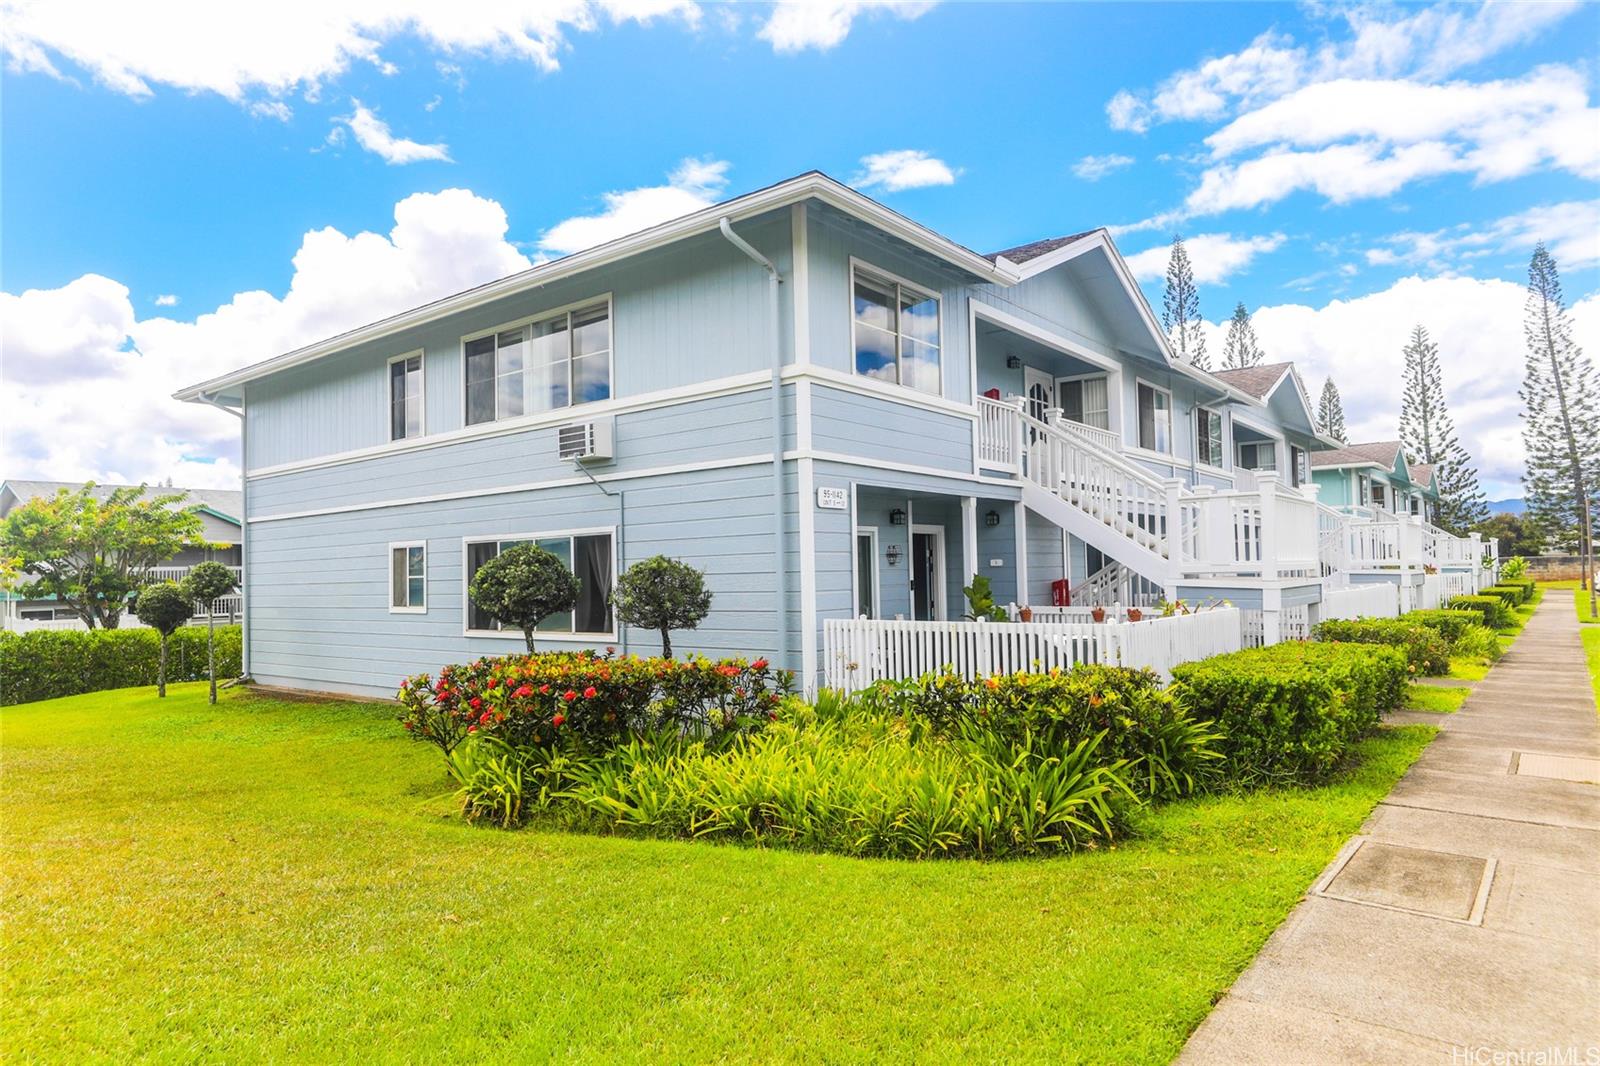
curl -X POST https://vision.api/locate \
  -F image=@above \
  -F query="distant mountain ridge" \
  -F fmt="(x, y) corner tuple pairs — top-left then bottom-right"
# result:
(1488, 498), (1525, 515)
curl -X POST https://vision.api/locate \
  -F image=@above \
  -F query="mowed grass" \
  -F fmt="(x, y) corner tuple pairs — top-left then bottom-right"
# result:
(2, 685), (1433, 1064)
(1406, 683), (1471, 714)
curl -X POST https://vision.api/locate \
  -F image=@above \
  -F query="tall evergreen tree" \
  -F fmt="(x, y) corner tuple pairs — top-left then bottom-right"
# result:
(1161, 236), (1208, 370)
(1400, 324), (1487, 533)
(1520, 243), (1600, 606)
(1220, 302), (1264, 369)
(1317, 377), (1347, 442)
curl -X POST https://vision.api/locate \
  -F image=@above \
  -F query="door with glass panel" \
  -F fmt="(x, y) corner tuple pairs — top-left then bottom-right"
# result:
(909, 526), (945, 621)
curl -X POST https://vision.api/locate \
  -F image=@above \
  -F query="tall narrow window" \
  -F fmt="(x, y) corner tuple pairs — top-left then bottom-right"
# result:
(1196, 407), (1224, 466)
(465, 532), (614, 635)
(1060, 377), (1110, 430)
(854, 530), (878, 619)
(852, 266), (941, 395)
(465, 301), (611, 426)
(389, 354), (422, 441)
(1290, 446), (1308, 487)
(390, 543), (426, 612)
(1137, 383), (1171, 453)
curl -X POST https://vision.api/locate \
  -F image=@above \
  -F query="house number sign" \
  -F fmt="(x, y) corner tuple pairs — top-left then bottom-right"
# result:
(815, 487), (848, 510)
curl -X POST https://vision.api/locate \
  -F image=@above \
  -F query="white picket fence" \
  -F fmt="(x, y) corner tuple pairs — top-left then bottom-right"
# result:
(1321, 583), (1399, 621)
(822, 608), (1242, 692)
(1440, 570), (1476, 601)
(2, 594), (242, 634)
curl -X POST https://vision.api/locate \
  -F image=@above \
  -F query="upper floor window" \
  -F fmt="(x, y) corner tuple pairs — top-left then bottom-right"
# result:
(465, 531), (614, 636)
(390, 542), (426, 612)
(1238, 441), (1277, 472)
(1372, 482), (1388, 509)
(1196, 407), (1224, 467)
(1290, 446), (1308, 487)
(389, 353), (423, 441)
(1358, 474), (1372, 505)
(852, 265), (941, 395)
(1061, 376), (1110, 430)
(464, 301), (611, 426)
(1136, 382), (1172, 453)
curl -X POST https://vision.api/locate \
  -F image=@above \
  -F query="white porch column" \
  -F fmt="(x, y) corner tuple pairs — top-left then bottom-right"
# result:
(1399, 515), (1421, 611)
(1260, 585), (1283, 646)
(961, 497), (978, 591)
(1469, 532), (1484, 592)
(1013, 501), (1029, 608)
(1256, 471), (1280, 582)
(1163, 476), (1185, 600)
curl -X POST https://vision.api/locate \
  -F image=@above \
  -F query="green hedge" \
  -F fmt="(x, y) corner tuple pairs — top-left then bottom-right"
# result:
(1311, 618), (1450, 676)
(1446, 595), (1513, 629)
(1171, 643), (1408, 784)
(1482, 584), (1527, 606)
(0, 625), (242, 706)
(1401, 609), (1487, 644)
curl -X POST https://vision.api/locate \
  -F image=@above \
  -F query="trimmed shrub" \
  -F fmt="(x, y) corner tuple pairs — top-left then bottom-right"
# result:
(1171, 643), (1408, 784)
(1401, 609), (1487, 645)
(852, 665), (1222, 800)
(612, 555), (712, 658)
(1312, 618), (1450, 676)
(1482, 584), (1526, 607)
(397, 650), (793, 756)
(1447, 594), (1513, 629)
(0, 625), (242, 706)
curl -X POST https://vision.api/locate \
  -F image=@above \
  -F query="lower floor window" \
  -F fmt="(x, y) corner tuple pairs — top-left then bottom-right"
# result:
(465, 531), (614, 635)
(1237, 441), (1276, 472)
(390, 543), (426, 611)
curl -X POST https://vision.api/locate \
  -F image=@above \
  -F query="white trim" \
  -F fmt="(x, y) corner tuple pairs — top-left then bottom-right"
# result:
(385, 350), (426, 442)
(1013, 501), (1029, 609)
(853, 525), (881, 620)
(248, 370), (770, 479)
(970, 301), (1122, 375)
(1229, 410), (1287, 443)
(799, 452), (818, 690)
(794, 365), (977, 421)
(460, 526), (618, 641)
(461, 293), (614, 428)
(387, 540), (427, 614)
(791, 202), (810, 368)
(1134, 377), (1175, 455)
(848, 255), (945, 400)
(910, 523), (947, 621)
(798, 449), (1021, 489)
(175, 172), (1017, 402)
(1195, 403), (1226, 469)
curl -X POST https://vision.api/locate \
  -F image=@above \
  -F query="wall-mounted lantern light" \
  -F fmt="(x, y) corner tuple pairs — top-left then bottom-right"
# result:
(886, 543), (903, 566)
(889, 508), (906, 526)
(1005, 355), (1022, 369)
(985, 509), (1001, 527)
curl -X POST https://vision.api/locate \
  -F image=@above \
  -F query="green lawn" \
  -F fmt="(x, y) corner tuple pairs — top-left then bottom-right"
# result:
(2, 685), (1434, 1063)
(1405, 683), (1470, 714)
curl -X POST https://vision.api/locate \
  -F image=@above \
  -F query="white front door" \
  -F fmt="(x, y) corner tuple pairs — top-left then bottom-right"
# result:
(1023, 366), (1054, 423)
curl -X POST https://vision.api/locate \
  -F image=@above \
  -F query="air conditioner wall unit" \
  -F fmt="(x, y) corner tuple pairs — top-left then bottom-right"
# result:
(557, 416), (615, 462)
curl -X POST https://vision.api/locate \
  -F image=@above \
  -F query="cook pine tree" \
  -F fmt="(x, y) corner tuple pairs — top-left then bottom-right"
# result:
(1221, 302), (1265, 369)
(1520, 243), (1600, 609)
(1317, 377), (1348, 442)
(1399, 323), (1487, 534)
(1161, 236), (1208, 370)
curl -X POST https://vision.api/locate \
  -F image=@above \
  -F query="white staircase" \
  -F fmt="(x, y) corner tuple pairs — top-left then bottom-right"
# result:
(1073, 559), (1163, 608)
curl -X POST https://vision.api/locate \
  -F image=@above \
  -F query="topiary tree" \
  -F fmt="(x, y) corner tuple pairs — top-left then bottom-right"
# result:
(133, 582), (191, 697)
(613, 555), (712, 657)
(183, 561), (239, 705)
(467, 544), (580, 652)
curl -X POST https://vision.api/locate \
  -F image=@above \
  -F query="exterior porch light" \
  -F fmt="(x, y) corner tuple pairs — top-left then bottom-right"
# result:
(886, 543), (903, 566)
(889, 508), (906, 525)
(985, 509), (1001, 527)
(1005, 355), (1022, 369)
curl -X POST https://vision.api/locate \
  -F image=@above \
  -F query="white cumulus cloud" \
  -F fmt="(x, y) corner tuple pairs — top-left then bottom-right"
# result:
(758, 0), (934, 52)
(1366, 200), (1600, 272)
(851, 150), (959, 192)
(537, 158), (729, 257)
(337, 100), (451, 164)
(154, 293), (179, 306)
(1072, 153), (1135, 181)
(1124, 232), (1286, 285)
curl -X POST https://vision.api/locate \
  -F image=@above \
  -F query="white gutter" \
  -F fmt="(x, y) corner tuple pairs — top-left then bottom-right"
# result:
(718, 217), (790, 671)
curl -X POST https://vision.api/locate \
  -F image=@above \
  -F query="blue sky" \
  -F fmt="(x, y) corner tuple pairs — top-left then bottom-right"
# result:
(3, 1), (1597, 497)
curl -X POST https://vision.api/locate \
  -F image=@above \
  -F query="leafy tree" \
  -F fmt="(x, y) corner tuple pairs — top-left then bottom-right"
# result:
(1220, 302), (1264, 369)
(613, 555), (712, 657)
(1161, 236), (1208, 370)
(0, 484), (204, 629)
(133, 582), (191, 697)
(467, 544), (580, 652)
(183, 561), (239, 704)
(1400, 324), (1487, 534)
(1519, 243), (1600, 611)
(1472, 513), (1544, 559)
(1317, 378), (1348, 442)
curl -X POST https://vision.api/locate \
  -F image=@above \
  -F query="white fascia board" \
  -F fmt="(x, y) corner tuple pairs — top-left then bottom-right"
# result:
(175, 173), (1018, 403)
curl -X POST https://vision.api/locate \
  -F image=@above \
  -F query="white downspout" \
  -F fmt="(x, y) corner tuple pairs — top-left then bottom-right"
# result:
(199, 391), (248, 679)
(718, 217), (789, 671)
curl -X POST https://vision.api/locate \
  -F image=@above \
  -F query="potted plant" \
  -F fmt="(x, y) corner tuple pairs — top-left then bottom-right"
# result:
(1091, 605), (1106, 623)
(1126, 606), (1143, 622)
(1018, 605), (1033, 622)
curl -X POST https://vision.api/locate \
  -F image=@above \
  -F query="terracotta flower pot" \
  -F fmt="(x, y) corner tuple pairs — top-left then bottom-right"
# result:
(1126, 608), (1143, 622)
(1091, 606), (1106, 623)
(1018, 606), (1033, 622)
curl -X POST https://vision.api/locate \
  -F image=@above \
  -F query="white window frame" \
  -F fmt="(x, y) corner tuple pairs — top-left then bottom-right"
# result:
(1195, 405), (1225, 469)
(853, 526), (881, 620)
(387, 350), (425, 442)
(849, 257), (944, 397)
(460, 526), (618, 641)
(1236, 440), (1279, 473)
(1057, 372), (1113, 432)
(388, 540), (427, 614)
(1134, 378), (1174, 455)
(461, 293), (615, 427)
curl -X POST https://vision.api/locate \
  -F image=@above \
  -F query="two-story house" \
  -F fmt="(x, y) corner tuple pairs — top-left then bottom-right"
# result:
(178, 172), (1344, 698)
(1311, 442), (1440, 518)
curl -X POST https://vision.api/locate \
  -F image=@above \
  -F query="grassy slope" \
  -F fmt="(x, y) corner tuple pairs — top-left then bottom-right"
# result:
(2, 685), (1433, 1064)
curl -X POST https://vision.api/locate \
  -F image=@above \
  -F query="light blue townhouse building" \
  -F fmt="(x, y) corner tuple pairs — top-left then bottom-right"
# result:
(179, 172), (1411, 698)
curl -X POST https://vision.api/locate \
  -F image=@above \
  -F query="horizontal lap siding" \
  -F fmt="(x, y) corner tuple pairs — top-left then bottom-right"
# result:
(810, 386), (974, 474)
(1025, 510), (1067, 605)
(247, 465), (789, 698)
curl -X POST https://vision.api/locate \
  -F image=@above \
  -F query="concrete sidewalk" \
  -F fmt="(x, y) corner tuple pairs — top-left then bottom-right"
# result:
(1180, 591), (1600, 1064)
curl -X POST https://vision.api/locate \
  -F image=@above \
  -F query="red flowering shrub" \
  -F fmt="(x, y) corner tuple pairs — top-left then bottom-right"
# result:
(397, 649), (792, 756)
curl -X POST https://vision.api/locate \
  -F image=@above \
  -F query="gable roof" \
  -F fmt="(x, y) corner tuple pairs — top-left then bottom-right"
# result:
(0, 480), (242, 524)
(1309, 441), (1406, 472)
(1408, 462), (1435, 488)
(1210, 362), (1294, 400)
(985, 230), (1099, 265)
(176, 171), (1020, 404)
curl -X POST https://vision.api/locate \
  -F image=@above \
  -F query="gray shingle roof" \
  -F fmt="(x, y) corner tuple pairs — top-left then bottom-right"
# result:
(0, 480), (242, 523)
(1408, 462), (1435, 487)
(1209, 362), (1293, 400)
(1309, 441), (1405, 470)
(987, 230), (1100, 264)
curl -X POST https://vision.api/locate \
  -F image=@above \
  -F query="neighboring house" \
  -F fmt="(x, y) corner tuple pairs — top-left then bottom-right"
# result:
(173, 171), (1424, 698)
(0, 480), (243, 624)
(1309, 442), (1439, 519)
